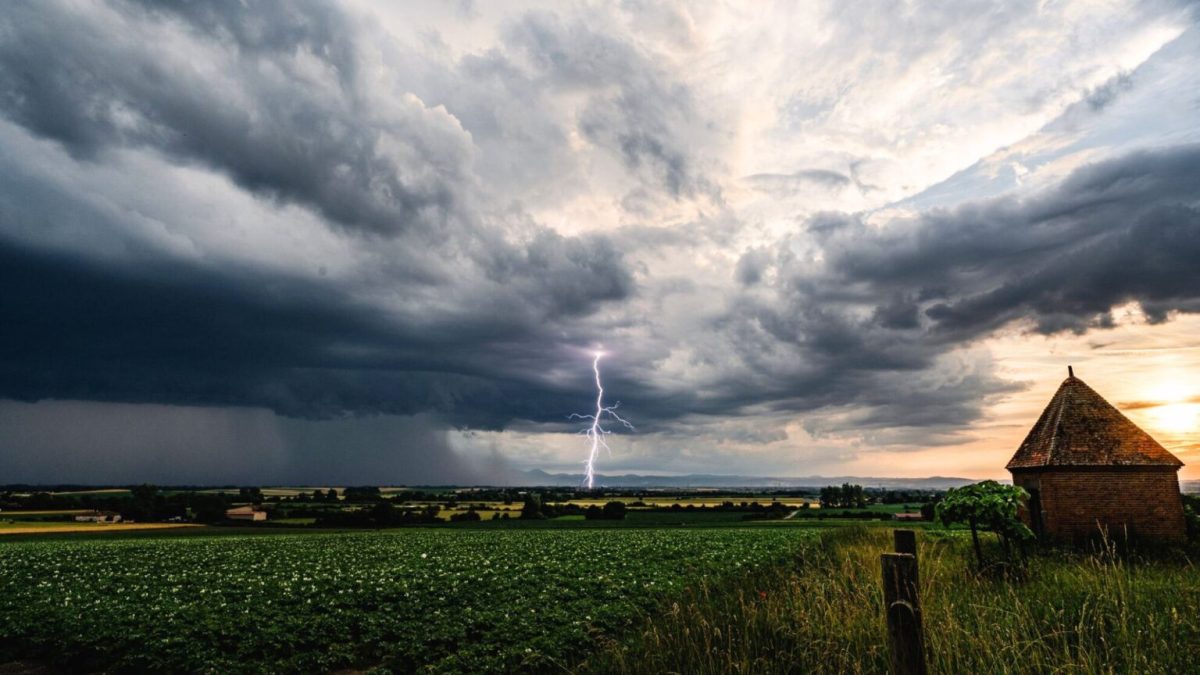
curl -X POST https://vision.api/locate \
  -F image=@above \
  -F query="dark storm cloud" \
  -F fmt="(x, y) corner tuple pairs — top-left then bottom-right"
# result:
(0, 0), (640, 435)
(820, 145), (1200, 338)
(695, 294), (1018, 439)
(0, 0), (467, 238)
(0, 234), (631, 427)
(715, 145), (1200, 436)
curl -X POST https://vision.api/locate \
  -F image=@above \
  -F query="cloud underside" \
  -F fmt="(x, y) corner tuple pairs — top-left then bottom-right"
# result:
(0, 0), (1197, 455)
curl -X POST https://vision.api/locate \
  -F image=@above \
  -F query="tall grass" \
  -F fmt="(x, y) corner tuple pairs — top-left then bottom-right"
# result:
(577, 528), (1200, 674)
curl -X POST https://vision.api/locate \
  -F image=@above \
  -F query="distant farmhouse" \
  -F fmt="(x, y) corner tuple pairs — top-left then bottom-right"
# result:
(74, 510), (122, 523)
(225, 506), (267, 522)
(1007, 367), (1187, 543)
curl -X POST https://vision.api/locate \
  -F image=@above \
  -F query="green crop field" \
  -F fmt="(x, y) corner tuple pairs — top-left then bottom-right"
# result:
(0, 528), (813, 673)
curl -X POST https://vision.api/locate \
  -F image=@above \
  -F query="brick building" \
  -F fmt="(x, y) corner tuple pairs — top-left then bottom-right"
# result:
(1006, 368), (1187, 543)
(225, 506), (267, 522)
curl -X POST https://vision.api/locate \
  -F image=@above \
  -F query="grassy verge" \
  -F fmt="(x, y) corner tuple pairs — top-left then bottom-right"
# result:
(579, 527), (1200, 674)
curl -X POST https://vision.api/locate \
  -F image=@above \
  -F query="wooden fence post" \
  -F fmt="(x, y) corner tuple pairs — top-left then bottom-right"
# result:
(894, 528), (917, 561)
(882, 529), (927, 675)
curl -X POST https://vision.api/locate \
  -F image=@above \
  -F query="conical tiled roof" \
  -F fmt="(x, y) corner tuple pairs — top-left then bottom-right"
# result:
(1007, 373), (1184, 470)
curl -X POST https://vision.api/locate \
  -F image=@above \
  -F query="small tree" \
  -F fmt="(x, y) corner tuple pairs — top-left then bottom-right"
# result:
(819, 485), (841, 508)
(936, 480), (1033, 569)
(1183, 495), (1200, 542)
(841, 483), (867, 508)
(919, 497), (940, 522)
(520, 493), (546, 520)
(370, 501), (397, 526)
(602, 501), (627, 520)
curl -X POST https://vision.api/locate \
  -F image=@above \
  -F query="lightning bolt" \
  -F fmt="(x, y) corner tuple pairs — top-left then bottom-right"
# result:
(570, 351), (634, 489)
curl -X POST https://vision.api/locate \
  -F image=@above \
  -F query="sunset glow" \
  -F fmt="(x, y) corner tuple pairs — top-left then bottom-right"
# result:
(1153, 402), (1198, 434)
(1134, 379), (1199, 435)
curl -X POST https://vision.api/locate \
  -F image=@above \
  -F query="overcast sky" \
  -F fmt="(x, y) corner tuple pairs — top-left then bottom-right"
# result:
(1, 0), (1199, 484)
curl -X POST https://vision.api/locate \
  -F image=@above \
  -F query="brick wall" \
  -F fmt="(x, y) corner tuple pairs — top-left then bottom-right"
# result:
(1012, 468), (1186, 544)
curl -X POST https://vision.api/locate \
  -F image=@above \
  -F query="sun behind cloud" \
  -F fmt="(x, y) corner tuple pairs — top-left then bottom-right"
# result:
(1145, 380), (1200, 434)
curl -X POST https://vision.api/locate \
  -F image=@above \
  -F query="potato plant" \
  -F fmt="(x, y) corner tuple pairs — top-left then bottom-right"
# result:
(0, 528), (812, 673)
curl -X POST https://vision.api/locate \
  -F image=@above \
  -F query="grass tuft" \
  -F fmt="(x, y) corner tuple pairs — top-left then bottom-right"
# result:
(578, 527), (1200, 674)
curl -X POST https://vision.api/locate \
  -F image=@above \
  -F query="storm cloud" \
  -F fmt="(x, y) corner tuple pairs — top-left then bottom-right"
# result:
(718, 146), (1200, 435)
(0, 0), (638, 429)
(812, 145), (1200, 340)
(0, 0), (1197, 481)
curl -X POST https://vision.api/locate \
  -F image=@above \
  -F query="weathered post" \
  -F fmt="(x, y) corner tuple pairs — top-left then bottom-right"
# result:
(882, 529), (926, 675)
(894, 529), (917, 561)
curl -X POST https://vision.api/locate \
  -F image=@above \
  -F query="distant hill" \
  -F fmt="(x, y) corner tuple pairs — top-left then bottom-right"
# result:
(520, 469), (977, 490)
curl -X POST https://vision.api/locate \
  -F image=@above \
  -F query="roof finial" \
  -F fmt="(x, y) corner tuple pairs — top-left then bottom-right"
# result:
(1068, 365), (1074, 378)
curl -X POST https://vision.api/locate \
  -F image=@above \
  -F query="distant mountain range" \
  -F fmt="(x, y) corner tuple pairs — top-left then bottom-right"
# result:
(520, 469), (978, 490)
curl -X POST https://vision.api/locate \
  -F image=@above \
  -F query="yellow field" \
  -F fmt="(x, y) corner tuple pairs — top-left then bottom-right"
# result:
(191, 487), (428, 498)
(48, 488), (131, 496)
(190, 487), (319, 497)
(548, 498), (814, 508)
(400, 501), (521, 510)
(0, 522), (202, 535)
(434, 509), (516, 521)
